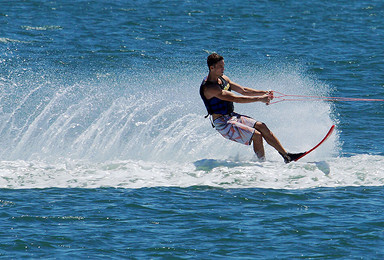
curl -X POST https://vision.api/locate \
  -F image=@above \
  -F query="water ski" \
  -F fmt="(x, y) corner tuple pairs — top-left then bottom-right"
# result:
(293, 125), (335, 162)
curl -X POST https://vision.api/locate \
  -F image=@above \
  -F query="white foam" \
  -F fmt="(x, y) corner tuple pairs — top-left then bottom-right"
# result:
(0, 155), (383, 189)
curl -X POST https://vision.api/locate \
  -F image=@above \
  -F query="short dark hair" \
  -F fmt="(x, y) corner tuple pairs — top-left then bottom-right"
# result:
(207, 53), (224, 68)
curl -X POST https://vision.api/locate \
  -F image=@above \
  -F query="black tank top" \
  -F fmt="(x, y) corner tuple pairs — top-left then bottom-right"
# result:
(199, 76), (234, 115)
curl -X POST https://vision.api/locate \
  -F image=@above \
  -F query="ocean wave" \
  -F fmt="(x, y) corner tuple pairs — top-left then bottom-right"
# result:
(21, 25), (63, 31)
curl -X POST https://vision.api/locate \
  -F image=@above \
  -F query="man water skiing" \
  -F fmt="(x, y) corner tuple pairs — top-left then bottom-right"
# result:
(200, 53), (304, 163)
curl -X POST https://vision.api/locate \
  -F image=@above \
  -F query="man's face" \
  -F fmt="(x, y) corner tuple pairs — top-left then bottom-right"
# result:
(210, 60), (225, 76)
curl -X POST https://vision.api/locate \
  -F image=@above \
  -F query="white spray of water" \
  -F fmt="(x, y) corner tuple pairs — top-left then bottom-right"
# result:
(4, 63), (381, 190)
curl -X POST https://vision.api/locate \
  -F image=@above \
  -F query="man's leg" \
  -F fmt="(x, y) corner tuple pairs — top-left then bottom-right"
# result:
(253, 122), (305, 163)
(251, 130), (265, 159)
(254, 122), (288, 156)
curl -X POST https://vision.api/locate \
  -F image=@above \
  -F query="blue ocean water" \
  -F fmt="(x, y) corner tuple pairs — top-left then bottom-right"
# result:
(0, 0), (383, 258)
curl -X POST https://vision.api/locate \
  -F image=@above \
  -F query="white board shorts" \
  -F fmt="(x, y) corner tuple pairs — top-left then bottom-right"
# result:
(213, 113), (256, 146)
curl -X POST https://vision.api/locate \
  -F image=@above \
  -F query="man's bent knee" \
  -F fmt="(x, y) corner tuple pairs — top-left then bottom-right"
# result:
(254, 122), (268, 131)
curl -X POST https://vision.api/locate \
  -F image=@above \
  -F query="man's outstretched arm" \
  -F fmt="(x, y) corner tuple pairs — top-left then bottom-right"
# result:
(204, 84), (271, 104)
(223, 75), (270, 97)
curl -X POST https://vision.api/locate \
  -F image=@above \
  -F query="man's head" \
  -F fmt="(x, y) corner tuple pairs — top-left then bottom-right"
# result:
(207, 53), (225, 76)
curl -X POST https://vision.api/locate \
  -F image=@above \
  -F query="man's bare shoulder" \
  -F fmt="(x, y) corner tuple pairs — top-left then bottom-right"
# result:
(203, 83), (222, 99)
(202, 79), (220, 89)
